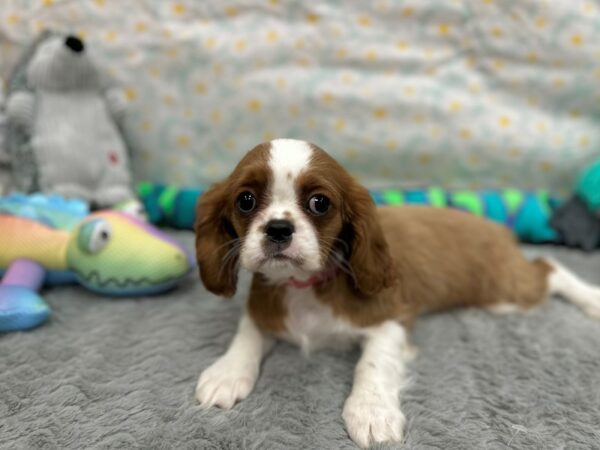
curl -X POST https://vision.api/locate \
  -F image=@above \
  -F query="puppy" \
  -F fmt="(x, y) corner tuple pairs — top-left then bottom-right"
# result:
(194, 139), (600, 448)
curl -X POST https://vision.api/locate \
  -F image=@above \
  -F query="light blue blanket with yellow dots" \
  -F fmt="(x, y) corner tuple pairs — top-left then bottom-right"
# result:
(0, 1), (599, 195)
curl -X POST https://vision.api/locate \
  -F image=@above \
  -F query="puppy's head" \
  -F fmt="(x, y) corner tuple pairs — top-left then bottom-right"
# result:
(194, 139), (395, 297)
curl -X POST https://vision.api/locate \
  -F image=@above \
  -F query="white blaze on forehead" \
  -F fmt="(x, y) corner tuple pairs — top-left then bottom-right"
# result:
(268, 139), (313, 205)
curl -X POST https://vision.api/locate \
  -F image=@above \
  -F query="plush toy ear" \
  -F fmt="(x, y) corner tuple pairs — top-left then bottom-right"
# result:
(194, 182), (239, 297)
(342, 179), (397, 297)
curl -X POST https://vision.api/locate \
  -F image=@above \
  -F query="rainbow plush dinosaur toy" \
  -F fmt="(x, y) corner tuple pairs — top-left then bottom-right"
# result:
(0, 193), (194, 332)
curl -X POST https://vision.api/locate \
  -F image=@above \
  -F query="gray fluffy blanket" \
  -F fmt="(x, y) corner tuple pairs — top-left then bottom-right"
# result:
(1, 231), (599, 449)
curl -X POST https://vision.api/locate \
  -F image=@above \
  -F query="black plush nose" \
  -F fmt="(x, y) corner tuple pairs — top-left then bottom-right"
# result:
(265, 220), (295, 244)
(65, 35), (84, 53)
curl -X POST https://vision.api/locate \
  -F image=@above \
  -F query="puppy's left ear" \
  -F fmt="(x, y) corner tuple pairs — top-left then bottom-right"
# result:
(194, 182), (239, 298)
(342, 180), (396, 297)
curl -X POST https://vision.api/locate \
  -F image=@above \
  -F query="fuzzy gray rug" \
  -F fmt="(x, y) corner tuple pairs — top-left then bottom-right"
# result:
(1, 231), (600, 449)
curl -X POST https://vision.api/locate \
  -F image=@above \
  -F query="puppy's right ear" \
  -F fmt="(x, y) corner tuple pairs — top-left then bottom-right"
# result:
(194, 182), (239, 297)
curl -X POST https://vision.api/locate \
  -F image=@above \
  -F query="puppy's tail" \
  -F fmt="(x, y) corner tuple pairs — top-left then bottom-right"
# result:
(543, 257), (600, 319)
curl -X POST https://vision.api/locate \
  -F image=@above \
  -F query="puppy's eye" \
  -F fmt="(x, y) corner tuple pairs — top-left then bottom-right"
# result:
(237, 192), (256, 213)
(307, 194), (330, 216)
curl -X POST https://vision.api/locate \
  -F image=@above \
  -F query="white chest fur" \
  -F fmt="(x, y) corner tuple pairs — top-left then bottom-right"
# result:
(282, 286), (362, 354)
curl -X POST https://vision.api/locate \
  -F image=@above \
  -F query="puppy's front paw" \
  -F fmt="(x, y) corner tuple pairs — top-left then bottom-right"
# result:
(343, 392), (405, 448)
(584, 304), (600, 320)
(581, 288), (600, 320)
(195, 357), (257, 409)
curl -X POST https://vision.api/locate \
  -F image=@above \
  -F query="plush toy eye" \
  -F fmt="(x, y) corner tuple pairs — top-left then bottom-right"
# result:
(237, 192), (256, 213)
(78, 219), (112, 254)
(307, 194), (331, 216)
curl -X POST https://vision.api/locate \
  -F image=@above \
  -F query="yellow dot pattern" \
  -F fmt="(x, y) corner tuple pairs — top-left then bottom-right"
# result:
(247, 99), (262, 112)
(0, 1), (595, 193)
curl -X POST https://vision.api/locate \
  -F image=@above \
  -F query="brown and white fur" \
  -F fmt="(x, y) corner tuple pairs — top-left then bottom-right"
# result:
(194, 139), (600, 448)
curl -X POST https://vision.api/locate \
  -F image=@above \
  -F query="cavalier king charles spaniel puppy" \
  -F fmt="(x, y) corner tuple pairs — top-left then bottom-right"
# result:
(194, 139), (600, 448)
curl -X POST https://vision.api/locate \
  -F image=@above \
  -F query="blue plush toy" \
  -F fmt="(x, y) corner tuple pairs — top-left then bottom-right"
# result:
(552, 158), (600, 251)
(576, 159), (600, 212)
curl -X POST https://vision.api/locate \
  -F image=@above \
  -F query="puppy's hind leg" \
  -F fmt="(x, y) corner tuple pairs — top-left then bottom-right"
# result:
(545, 258), (600, 320)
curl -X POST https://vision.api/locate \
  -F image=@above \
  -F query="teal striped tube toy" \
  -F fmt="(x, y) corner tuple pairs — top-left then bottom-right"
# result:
(137, 182), (560, 244)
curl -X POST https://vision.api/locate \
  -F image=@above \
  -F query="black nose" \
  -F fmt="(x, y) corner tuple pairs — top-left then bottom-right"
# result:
(265, 219), (295, 244)
(65, 35), (84, 53)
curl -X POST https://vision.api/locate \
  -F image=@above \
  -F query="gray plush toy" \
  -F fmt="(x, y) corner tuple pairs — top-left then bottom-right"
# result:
(0, 79), (10, 194)
(6, 33), (134, 207)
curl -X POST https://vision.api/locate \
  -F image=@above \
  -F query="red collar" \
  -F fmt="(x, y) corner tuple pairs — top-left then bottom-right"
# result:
(285, 267), (339, 289)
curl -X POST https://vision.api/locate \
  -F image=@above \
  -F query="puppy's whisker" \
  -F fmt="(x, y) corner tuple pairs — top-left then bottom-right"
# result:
(221, 244), (241, 268)
(218, 240), (242, 279)
(335, 259), (357, 284)
(221, 245), (240, 264)
(212, 237), (242, 255)
(327, 249), (358, 286)
(316, 236), (355, 276)
(332, 237), (350, 253)
(317, 236), (350, 254)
